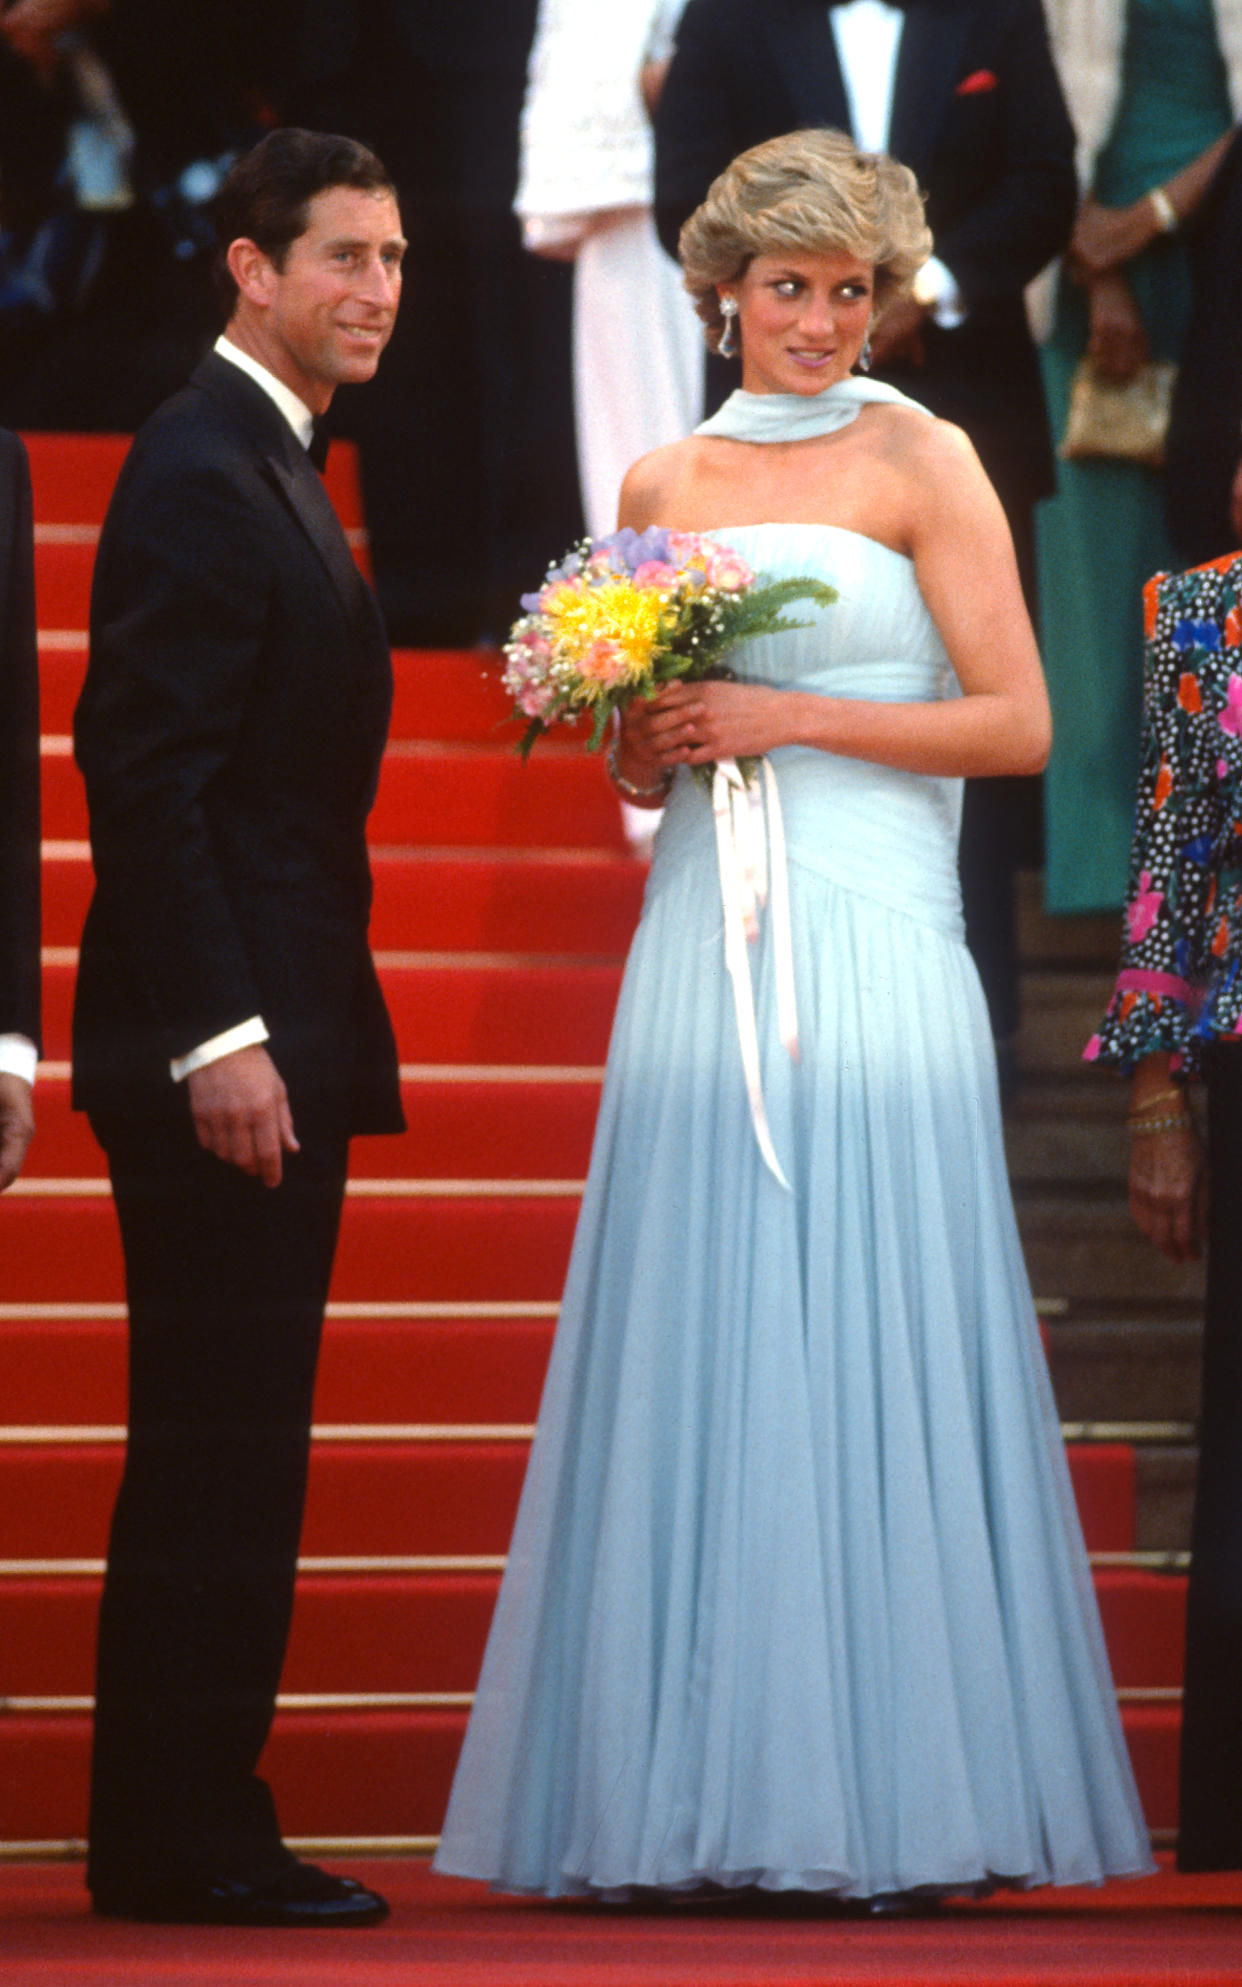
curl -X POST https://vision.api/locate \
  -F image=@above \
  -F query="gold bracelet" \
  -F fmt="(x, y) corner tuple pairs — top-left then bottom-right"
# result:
(1128, 1111), (1191, 1137)
(1129, 1083), (1185, 1113)
(606, 738), (673, 800)
(1148, 185), (1178, 234)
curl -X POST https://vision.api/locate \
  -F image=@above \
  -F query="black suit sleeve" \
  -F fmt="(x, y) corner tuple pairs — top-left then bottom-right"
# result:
(75, 448), (271, 1059)
(0, 431), (41, 1051)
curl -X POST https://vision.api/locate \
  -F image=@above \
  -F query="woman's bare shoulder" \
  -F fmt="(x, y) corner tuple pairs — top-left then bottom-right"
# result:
(617, 436), (709, 528)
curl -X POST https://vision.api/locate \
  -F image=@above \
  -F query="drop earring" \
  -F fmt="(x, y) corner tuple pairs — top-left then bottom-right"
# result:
(858, 330), (873, 373)
(719, 295), (739, 359)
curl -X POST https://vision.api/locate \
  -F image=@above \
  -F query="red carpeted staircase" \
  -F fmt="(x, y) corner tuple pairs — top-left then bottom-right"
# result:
(0, 436), (1183, 1860)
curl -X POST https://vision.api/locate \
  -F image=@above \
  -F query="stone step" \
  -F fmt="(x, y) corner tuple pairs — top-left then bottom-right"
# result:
(1015, 971), (1122, 1079)
(1005, 1085), (1128, 1186)
(1018, 1195), (1205, 1306)
(1017, 870), (1121, 970)
(1135, 1446), (1197, 1555)
(1043, 1318), (1202, 1425)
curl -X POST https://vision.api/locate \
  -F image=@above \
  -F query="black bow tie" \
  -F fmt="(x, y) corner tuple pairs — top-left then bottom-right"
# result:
(307, 419), (331, 475)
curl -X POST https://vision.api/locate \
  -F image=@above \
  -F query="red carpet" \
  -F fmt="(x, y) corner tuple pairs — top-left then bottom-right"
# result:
(1, 1857), (1241, 1986)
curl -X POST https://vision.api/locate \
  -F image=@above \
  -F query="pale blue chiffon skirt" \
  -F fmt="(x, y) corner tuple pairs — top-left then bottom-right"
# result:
(435, 758), (1153, 1898)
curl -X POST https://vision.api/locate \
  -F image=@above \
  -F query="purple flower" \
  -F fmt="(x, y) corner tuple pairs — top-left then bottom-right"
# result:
(595, 526), (674, 575)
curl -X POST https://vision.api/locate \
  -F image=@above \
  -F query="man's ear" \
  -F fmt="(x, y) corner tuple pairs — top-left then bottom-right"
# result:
(226, 237), (277, 307)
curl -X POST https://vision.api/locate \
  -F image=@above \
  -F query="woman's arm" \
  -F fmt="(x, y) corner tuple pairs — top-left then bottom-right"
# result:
(1069, 128), (1234, 280)
(1127, 1050), (1206, 1262)
(622, 422), (1052, 780)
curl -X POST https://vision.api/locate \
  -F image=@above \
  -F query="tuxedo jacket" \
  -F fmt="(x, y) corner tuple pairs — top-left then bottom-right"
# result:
(653, 0), (1078, 508)
(72, 353), (403, 1136)
(0, 430), (40, 1052)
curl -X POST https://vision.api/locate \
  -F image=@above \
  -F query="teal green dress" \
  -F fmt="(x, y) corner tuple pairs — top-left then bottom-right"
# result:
(1038, 0), (1232, 914)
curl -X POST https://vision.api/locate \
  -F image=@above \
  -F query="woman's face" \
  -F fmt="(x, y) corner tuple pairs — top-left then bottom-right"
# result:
(724, 248), (875, 396)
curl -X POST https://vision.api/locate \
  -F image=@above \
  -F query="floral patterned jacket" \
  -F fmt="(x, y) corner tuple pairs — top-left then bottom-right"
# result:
(1088, 553), (1242, 1076)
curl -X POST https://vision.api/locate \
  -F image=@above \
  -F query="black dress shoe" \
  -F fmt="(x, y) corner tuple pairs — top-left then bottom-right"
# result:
(92, 1859), (389, 1927)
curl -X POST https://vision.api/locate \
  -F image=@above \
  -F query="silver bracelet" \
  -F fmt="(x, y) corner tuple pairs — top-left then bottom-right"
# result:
(1148, 185), (1178, 234)
(606, 738), (673, 800)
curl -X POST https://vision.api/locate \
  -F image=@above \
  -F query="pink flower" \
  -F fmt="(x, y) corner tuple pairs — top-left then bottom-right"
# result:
(1219, 673), (1242, 737)
(1126, 870), (1164, 945)
(631, 560), (678, 590)
(579, 637), (627, 687)
(701, 545), (753, 591)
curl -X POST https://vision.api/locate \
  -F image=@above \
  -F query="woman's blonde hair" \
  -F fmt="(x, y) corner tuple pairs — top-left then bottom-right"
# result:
(679, 128), (933, 352)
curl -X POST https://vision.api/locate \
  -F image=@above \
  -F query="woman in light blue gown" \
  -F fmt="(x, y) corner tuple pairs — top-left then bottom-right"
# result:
(435, 129), (1154, 1906)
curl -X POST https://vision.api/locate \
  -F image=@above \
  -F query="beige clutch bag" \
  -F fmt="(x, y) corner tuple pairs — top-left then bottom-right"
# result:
(1059, 356), (1177, 469)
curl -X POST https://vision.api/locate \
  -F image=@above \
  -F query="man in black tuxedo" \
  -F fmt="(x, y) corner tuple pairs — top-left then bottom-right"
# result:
(653, 0), (1078, 1058)
(0, 428), (39, 1189)
(73, 129), (405, 1927)
(1165, 121), (1242, 568)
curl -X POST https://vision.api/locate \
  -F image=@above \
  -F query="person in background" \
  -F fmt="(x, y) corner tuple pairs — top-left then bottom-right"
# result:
(1088, 551), (1242, 1872)
(1036, 0), (1242, 919)
(652, 0), (1077, 1082)
(0, 427), (39, 1191)
(518, 0), (704, 849)
(1164, 117), (1242, 567)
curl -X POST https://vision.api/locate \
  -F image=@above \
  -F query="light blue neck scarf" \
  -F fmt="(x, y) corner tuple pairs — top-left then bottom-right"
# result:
(695, 378), (932, 442)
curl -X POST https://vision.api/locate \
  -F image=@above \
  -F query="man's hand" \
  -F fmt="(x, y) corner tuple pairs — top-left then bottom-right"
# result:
(186, 1044), (299, 1188)
(0, 1073), (35, 1192)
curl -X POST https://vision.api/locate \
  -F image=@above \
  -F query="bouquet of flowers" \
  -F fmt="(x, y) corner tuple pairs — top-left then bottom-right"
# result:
(503, 526), (837, 770)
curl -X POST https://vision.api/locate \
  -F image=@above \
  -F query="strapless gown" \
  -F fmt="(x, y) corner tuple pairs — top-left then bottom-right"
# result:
(434, 523), (1153, 1898)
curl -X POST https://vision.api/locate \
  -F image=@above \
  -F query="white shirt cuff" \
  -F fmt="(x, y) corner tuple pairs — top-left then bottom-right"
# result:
(921, 256), (966, 329)
(0, 1035), (37, 1086)
(171, 1016), (269, 1083)
(523, 213), (591, 255)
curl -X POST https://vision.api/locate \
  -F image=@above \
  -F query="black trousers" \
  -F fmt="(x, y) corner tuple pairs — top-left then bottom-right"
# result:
(86, 1110), (349, 1896)
(1179, 1042), (1242, 1869)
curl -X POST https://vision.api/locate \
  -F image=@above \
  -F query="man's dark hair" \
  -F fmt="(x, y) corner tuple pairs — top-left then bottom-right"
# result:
(213, 127), (397, 313)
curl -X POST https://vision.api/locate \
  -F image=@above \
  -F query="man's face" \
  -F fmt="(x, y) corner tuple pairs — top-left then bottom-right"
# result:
(257, 184), (405, 410)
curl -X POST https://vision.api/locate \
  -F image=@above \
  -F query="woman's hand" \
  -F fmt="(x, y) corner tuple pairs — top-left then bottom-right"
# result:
(1129, 1122), (1207, 1262)
(623, 679), (793, 767)
(1085, 273), (1150, 383)
(1068, 195), (1160, 280)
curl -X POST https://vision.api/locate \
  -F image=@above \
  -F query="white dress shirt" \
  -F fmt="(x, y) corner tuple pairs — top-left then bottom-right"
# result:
(167, 337), (317, 1083)
(828, 0), (963, 325)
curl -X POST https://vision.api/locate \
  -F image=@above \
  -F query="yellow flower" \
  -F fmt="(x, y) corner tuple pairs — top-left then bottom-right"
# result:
(546, 577), (670, 697)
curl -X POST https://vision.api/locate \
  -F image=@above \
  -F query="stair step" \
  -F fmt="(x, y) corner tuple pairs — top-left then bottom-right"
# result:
(0, 1566), (1186, 1701)
(41, 739), (627, 848)
(39, 644), (552, 748)
(23, 432), (363, 531)
(0, 1701), (1179, 1845)
(1044, 1319), (1202, 1426)
(1017, 1199), (1206, 1305)
(0, 1195), (580, 1303)
(0, 1442), (532, 1559)
(22, 1073), (604, 1180)
(0, 1313), (558, 1426)
(41, 847), (648, 954)
(1017, 872), (1122, 969)
(0, 1708), (465, 1842)
(0, 1571), (502, 1697)
(1015, 971), (1121, 1078)
(40, 958), (624, 1065)
(1134, 1448), (1198, 1555)
(0, 1439), (1138, 1559)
